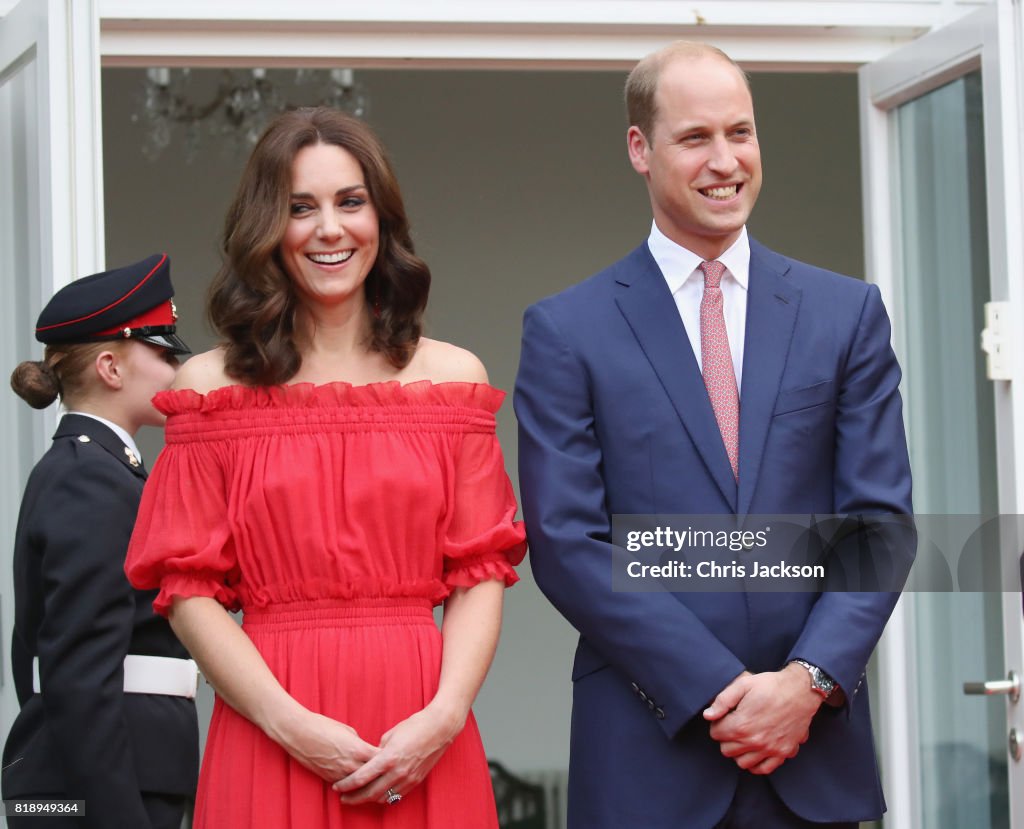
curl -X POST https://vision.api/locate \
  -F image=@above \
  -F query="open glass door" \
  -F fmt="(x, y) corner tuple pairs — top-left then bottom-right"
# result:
(861, 5), (1024, 828)
(0, 0), (104, 738)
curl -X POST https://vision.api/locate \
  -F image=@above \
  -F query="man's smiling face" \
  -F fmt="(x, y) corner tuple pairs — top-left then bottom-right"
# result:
(628, 54), (763, 260)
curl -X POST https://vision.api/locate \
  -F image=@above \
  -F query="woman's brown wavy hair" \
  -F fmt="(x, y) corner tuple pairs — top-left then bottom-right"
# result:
(208, 107), (431, 385)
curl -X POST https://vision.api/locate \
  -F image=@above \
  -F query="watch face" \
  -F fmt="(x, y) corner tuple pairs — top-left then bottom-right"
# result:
(812, 667), (835, 694)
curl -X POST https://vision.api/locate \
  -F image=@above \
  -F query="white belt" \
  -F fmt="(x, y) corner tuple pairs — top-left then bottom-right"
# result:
(32, 654), (199, 699)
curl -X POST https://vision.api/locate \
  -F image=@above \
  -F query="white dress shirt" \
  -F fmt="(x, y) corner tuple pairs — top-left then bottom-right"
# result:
(646, 223), (750, 393)
(67, 410), (143, 466)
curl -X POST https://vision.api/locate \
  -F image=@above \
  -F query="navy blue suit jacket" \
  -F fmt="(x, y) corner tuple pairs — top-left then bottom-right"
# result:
(514, 239), (913, 828)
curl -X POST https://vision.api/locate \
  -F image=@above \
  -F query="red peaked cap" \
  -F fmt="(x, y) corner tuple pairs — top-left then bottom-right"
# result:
(34, 253), (190, 354)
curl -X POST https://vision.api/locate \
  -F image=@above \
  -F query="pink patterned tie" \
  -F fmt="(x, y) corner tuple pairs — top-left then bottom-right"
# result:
(699, 260), (739, 479)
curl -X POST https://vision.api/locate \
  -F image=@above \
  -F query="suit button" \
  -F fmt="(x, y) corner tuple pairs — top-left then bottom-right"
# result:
(742, 538), (754, 551)
(638, 690), (649, 703)
(647, 700), (655, 711)
(655, 707), (666, 719)
(631, 682), (640, 695)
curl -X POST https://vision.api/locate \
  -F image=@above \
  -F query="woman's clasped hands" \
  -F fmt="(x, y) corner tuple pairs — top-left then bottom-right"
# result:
(273, 701), (464, 806)
(331, 702), (466, 806)
(273, 709), (379, 783)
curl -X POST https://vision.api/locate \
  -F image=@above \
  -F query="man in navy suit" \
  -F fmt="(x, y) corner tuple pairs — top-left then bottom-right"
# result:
(515, 42), (912, 828)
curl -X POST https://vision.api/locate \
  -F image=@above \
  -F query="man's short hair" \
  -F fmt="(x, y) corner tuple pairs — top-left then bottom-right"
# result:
(625, 41), (751, 142)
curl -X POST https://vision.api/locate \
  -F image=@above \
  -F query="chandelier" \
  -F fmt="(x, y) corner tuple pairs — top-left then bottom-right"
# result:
(132, 67), (369, 162)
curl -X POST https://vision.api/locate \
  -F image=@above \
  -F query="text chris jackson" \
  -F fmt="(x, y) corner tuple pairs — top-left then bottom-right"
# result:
(625, 560), (827, 579)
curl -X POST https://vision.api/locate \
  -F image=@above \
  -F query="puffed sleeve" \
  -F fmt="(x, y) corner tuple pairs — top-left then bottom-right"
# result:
(125, 402), (240, 616)
(442, 427), (527, 591)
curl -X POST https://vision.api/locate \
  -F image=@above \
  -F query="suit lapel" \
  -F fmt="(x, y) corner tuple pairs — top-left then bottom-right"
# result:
(737, 240), (801, 515)
(54, 414), (147, 481)
(614, 246), (737, 508)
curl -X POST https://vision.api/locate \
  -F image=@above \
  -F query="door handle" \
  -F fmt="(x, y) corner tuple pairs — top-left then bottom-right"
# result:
(963, 671), (1020, 703)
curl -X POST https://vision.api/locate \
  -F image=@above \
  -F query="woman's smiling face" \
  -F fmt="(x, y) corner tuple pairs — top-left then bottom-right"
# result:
(280, 142), (380, 311)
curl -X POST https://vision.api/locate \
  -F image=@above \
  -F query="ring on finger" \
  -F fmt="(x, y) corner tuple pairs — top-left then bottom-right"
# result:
(385, 788), (402, 805)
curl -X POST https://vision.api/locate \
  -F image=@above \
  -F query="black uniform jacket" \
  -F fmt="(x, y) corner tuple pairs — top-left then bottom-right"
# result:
(2, 414), (199, 825)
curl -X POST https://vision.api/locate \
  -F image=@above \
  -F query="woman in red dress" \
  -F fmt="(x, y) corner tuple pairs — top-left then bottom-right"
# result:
(125, 107), (526, 828)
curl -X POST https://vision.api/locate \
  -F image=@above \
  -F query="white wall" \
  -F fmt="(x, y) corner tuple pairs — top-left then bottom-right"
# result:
(101, 66), (862, 772)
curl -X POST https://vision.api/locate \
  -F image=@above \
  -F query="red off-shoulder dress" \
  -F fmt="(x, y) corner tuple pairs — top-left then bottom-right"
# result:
(125, 381), (526, 828)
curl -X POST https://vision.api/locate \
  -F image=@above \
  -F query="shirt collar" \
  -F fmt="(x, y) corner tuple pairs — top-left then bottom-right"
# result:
(647, 223), (750, 294)
(66, 410), (142, 464)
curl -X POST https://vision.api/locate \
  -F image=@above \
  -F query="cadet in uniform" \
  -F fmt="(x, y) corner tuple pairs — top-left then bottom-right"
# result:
(2, 254), (200, 828)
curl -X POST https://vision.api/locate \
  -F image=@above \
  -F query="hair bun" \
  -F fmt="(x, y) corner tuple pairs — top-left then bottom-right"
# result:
(10, 359), (61, 409)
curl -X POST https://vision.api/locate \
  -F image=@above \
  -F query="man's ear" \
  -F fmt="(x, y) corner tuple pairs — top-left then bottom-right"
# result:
(94, 349), (124, 390)
(627, 125), (651, 175)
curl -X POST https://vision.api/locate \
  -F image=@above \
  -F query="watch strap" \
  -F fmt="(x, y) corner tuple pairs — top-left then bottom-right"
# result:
(791, 659), (836, 699)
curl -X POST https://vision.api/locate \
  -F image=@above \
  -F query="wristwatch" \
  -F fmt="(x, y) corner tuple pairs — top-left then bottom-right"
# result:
(791, 659), (837, 700)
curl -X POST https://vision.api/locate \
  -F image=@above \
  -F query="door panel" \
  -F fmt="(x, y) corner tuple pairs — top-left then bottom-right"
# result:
(0, 0), (104, 742)
(861, 6), (1024, 827)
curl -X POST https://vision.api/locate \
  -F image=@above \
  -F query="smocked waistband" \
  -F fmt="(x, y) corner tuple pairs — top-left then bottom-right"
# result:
(242, 597), (434, 630)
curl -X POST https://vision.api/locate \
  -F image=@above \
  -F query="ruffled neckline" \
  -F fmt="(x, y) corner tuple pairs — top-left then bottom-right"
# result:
(153, 380), (506, 417)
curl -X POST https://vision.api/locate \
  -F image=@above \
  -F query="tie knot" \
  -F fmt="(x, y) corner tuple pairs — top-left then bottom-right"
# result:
(700, 260), (726, 289)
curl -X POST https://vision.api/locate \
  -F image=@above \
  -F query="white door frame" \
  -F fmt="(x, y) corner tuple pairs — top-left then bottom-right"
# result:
(0, 0), (105, 742)
(90, 0), (984, 71)
(0, 0), (105, 282)
(860, 3), (1024, 827)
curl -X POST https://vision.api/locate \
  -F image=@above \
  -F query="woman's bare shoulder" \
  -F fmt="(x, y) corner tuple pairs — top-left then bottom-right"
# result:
(173, 347), (236, 393)
(411, 338), (489, 384)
